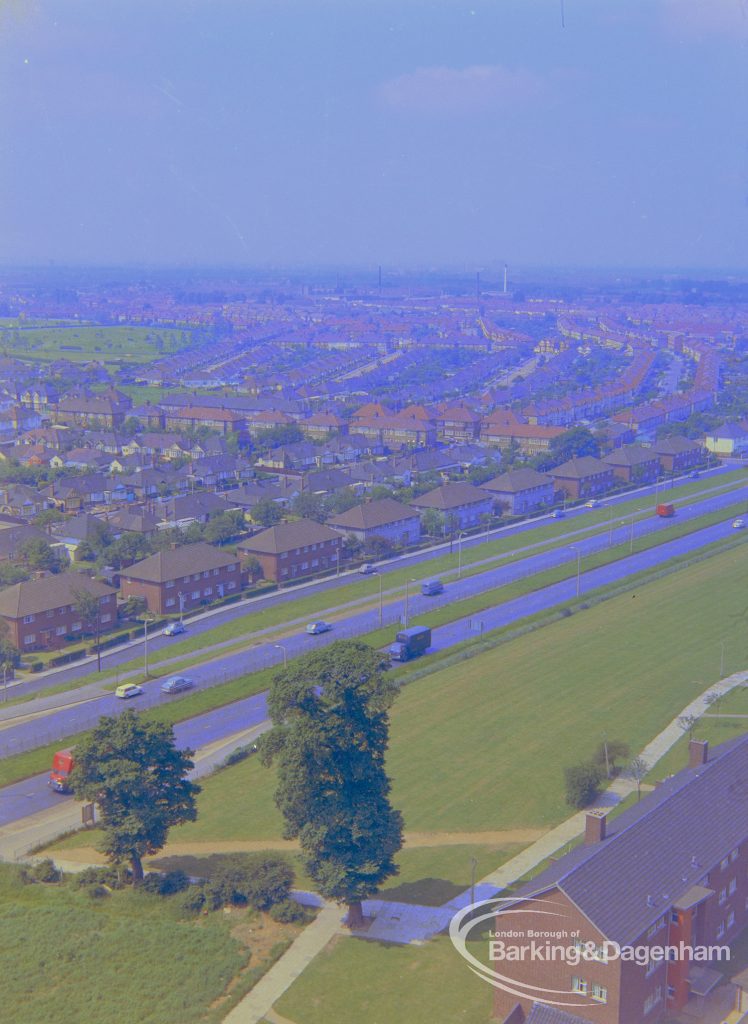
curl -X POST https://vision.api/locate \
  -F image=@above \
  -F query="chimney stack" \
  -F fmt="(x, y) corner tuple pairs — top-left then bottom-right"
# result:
(585, 809), (608, 844)
(689, 739), (709, 768)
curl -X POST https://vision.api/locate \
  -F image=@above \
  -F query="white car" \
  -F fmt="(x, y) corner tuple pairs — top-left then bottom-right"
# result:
(359, 563), (376, 574)
(163, 621), (186, 636)
(585, 499), (599, 508)
(732, 518), (745, 530)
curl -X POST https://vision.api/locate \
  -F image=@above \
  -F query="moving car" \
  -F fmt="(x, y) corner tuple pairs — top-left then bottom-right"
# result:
(160, 676), (194, 694)
(551, 509), (565, 519)
(359, 563), (376, 574)
(163, 621), (186, 636)
(306, 621), (333, 635)
(115, 683), (143, 699)
(585, 499), (599, 508)
(732, 518), (745, 530)
(421, 579), (444, 596)
(689, 470), (700, 479)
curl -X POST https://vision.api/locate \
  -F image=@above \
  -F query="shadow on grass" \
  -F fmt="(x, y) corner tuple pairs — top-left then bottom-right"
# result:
(150, 852), (294, 879)
(379, 877), (465, 906)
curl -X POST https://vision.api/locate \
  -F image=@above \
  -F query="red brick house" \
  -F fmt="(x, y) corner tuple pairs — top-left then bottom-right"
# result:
(480, 468), (555, 515)
(0, 573), (117, 651)
(409, 482), (495, 530)
(119, 542), (242, 614)
(327, 498), (421, 546)
(651, 436), (703, 474)
(602, 445), (661, 485)
(494, 737), (748, 1024)
(237, 519), (341, 582)
(548, 457), (616, 502)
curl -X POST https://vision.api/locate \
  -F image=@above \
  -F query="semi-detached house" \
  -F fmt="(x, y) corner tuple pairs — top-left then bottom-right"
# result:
(0, 573), (117, 651)
(119, 541), (241, 615)
(327, 498), (421, 546)
(237, 519), (341, 582)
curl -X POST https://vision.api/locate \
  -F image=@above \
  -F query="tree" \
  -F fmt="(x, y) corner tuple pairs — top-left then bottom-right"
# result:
(627, 756), (649, 802)
(421, 508), (445, 537)
(260, 640), (403, 927)
(19, 537), (65, 574)
(548, 426), (600, 464)
(592, 739), (630, 777)
(72, 586), (106, 671)
(564, 761), (604, 809)
(252, 498), (283, 528)
(70, 710), (200, 884)
(292, 492), (328, 523)
(203, 511), (241, 545)
(677, 714), (698, 739)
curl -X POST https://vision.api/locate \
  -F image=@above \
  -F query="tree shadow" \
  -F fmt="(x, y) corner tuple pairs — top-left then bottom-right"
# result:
(379, 877), (465, 907)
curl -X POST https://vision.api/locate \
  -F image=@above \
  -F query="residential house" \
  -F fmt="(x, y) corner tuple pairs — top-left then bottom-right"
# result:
(651, 436), (703, 474)
(409, 482), (495, 531)
(480, 468), (555, 515)
(548, 457), (616, 502)
(602, 445), (661, 485)
(119, 541), (242, 615)
(0, 573), (117, 651)
(704, 423), (748, 457)
(54, 389), (133, 429)
(237, 519), (342, 582)
(327, 498), (421, 547)
(494, 737), (748, 1024)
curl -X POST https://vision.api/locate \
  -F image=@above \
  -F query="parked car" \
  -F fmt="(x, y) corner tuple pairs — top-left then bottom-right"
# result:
(585, 499), (599, 508)
(421, 579), (444, 596)
(115, 683), (143, 699)
(306, 621), (333, 635)
(359, 563), (376, 574)
(160, 676), (194, 694)
(732, 518), (745, 530)
(163, 621), (186, 636)
(551, 509), (565, 519)
(689, 470), (700, 479)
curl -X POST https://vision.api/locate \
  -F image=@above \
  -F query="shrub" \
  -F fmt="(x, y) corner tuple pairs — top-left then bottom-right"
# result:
(592, 739), (630, 772)
(564, 761), (605, 809)
(268, 898), (308, 924)
(72, 865), (131, 890)
(179, 885), (208, 915)
(140, 870), (191, 896)
(29, 858), (62, 883)
(200, 854), (294, 911)
(86, 884), (111, 900)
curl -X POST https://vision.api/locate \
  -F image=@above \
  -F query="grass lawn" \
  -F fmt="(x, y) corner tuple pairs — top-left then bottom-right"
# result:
(275, 934), (494, 1024)
(3, 324), (192, 364)
(0, 861), (276, 1024)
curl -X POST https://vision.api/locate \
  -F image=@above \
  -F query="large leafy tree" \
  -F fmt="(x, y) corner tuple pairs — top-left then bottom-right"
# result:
(70, 710), (200, 884)
(261, 640), (403, 927)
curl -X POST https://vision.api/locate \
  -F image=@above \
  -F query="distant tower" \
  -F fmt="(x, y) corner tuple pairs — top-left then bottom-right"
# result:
(503, 264), (508, 294)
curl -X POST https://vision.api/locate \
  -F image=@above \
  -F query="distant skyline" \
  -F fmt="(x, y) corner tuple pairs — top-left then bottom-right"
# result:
(2, 0), (747, 271)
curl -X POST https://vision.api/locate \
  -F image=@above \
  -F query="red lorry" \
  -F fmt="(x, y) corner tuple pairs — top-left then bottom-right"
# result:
(49, 750), (75, 793)
(656, 503), (675, 518)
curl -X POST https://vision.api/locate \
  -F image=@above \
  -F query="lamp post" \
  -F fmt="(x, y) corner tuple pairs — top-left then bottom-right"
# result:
(569, 545), (581, 597)
(274, 643), (287, 668)
(404, 578), (416, 628)
(142, 612), (154, 677)
(178, 591), (185, 624)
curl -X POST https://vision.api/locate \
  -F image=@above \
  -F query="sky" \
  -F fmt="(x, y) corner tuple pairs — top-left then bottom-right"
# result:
(1, 0), (747, 272)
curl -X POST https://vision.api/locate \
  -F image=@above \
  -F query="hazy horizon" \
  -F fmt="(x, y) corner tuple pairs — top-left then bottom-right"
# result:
(2, 0), (747, 272)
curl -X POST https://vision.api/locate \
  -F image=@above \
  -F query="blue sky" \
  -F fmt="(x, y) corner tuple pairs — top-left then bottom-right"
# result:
(1, 0), (747, 271)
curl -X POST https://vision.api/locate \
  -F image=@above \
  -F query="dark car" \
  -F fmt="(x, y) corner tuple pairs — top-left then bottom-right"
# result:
(160, 676), (194, 695)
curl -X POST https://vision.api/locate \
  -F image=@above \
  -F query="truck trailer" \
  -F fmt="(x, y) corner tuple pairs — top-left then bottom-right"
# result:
(656, 503), (675, 518)
(389, 625), (432, 662)
(49, 750), (75, 793)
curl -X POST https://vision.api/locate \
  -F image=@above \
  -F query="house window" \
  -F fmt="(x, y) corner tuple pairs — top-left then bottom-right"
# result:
(203, 587), (212, 597)
(729, 879), (737, 895)
(311, 559), (319, 568)
(591, 984), (607, 1004)
(165, 598), (175, 608)
(571, 978), (587, 995)
(227, 563), (236, 571)
(671, 911), (679, 924)
(193, 573), (200, 581)
(191, 590), (200, 600)
(23, 614), (35, 624)
(728, 911), (736, 929)
(71, 622), (82, 632)
(165, 580), (175, 589)
(717, 922), (725, 939)
(46, 609), (55, 619)
(202, 571), (209, 578)
(301, 562), (308, 570)
(55, 626), (65, 636)
(213, 568), (219, 576)
(24, 634), (36, 644)
(667, 986), (676, 1000)
(732, 848), (740, 862)
(227, 581), (236, 590)
(100, 614), (111, 624)
(721, 858), (730, 871)
(281, 569), (288, 577)
(719, 888), (727, 905)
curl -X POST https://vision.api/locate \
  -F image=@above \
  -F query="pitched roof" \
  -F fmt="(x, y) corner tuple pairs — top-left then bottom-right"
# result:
(549, 456), (610, 479)
(602, 445), (660, 467)
(120, 541), (237, 583)
(507, 734), (748, 946)
(237, 519), (340, 555)
(327, 498), (419, 531)
(409, 482), (493, 511)
(0, 573), (115, 619)
(481, 468), (554, 493)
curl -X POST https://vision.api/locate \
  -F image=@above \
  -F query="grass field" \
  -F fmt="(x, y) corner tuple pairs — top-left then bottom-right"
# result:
(275, 935), (494, 1024)
(0, 862), (266, 1024)
(1, 324), (192, 364)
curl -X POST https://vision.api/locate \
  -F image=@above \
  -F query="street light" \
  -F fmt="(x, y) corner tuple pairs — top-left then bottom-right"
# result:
(178, 591), (185, 624)
(141, 612), (154, 677)
(569, 545), (581, 597)
(404, 578), (416, 628)
(274, 643), (288, 668)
